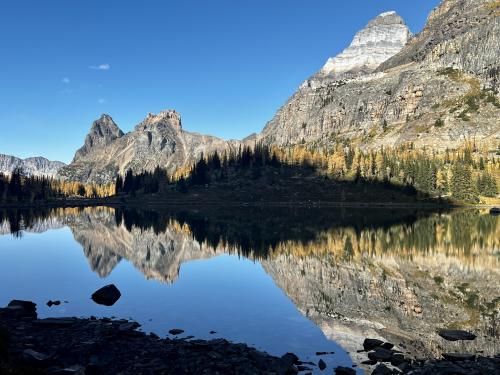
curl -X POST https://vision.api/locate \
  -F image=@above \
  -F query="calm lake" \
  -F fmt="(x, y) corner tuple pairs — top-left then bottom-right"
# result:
(0, 206), (498, 373)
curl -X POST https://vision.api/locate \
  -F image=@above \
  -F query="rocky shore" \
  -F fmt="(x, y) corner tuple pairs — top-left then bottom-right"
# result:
(0, 301), (299, 375)
(1, 300), (498, 375)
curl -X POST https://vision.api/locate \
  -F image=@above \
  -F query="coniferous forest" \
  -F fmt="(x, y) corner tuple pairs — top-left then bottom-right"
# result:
(115, 142), (499, 204)
(0, 169), (114, 204)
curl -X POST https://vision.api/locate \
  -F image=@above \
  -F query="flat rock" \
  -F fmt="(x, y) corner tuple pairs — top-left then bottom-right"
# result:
(438, 329), (476, 341)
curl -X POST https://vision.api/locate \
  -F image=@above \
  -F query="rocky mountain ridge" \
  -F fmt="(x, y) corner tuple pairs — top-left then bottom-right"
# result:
(58, 110), (241, 184)
(258, 0), (500, 150)
(0, 154), (65, 178)
(316, 11), (411, 82)
(58, 0), (500, 184)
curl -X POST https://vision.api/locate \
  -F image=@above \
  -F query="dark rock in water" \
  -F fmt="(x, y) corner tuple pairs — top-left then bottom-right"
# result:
(47, 300), (61, 307)
(438, 329), (476, 341)
(442, 353), (476, 362)
(209, 330), (217, 334)
(318, 358), (327, 370)
(168, 329), (184, 336)
(371, 363), (392, 375)
(362, 359), (378, 365)
(363, 338), (384, 351)
(316, 351), (335, 355)
(380, 342), (394, 350)
(368, 348), (394, 362)
(4, 300), (37, 318)
(91, 284), (121, 306)
(334, 366), (356, 375)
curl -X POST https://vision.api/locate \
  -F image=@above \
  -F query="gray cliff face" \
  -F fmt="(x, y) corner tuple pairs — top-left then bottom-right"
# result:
(58, 110), (241, 184)
(317, 11), (411, 80)
(0, 154), (65, 178)
(378, 0), (500, 88)
(259, 0), (500, 150)
(73, 114), (124, 161)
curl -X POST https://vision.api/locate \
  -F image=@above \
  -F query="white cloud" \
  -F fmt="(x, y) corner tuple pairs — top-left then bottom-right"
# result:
(90, 63), (110, 70)
(62, 77), (70, 84)
(98, 98), (107, 104)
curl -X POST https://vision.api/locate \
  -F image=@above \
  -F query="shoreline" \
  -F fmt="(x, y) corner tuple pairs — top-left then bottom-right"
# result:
(1, 197), (494, 210)
(1, 301), (498, 375)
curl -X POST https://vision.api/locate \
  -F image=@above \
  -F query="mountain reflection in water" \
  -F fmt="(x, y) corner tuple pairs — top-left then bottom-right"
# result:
(0, 206), (498, 367)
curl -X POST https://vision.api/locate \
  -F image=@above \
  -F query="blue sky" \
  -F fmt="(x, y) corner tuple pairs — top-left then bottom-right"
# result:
(0, 0), (440, 163)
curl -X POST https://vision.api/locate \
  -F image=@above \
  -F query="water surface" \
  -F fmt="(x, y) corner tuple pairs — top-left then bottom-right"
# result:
(0, 207), (498, 373)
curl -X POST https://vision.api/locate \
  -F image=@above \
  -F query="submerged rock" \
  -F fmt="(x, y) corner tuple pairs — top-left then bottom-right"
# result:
(91, 284), (121, 306)
(318, 358), (327, 370)
(168, 328), (184, 335)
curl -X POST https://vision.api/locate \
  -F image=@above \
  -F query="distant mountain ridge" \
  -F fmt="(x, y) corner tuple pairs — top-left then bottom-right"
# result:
(0, 154), (65, 178)
(58, 110), (241, 184)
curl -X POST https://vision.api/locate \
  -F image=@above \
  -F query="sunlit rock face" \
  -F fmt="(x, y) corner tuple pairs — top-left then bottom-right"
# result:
(259, 0), (500, 151)
(58, 110), (241, 184)
(319, 11), (411, 80)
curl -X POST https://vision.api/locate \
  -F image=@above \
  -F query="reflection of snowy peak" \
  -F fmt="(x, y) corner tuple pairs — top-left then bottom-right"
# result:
(319, 11), (411, 79)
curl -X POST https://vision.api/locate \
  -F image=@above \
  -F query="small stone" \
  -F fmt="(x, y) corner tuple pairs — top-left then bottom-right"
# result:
(91, 284), (121, 306)
(362, 359), (378, 365)
(209, 330), (217, 334)
(334, 366), (356, 375)
(46, 300), (61, 307)
(363, 338), (384, 351)
(169, 328), (184, 335)
(318, 358), (327, 370)
(438, 329), (476, 341)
